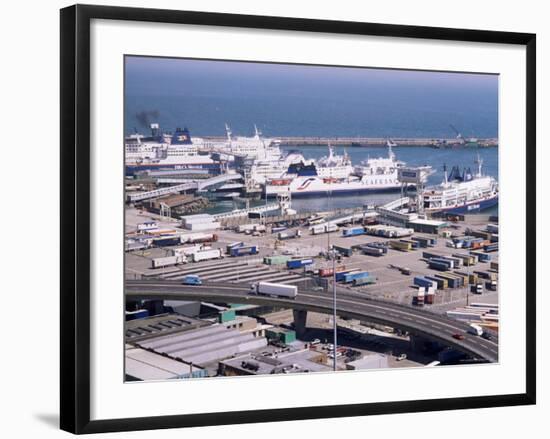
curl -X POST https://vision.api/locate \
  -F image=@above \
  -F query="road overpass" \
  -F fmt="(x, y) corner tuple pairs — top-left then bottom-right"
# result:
(126, 280), (498, 362)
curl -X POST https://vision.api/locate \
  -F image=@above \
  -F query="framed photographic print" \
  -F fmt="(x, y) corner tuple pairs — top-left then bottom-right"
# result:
(60, 4), (536, 434)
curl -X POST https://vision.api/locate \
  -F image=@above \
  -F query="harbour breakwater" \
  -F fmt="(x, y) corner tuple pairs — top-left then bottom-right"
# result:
(202, 136), (498, 148)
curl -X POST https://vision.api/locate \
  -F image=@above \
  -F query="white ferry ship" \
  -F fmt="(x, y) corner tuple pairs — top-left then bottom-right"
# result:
(125, 123), (281, 175)
(265, 145), (405, 197)
(422, 157), (498, 214)
(200, 124), (282, 162)
(248, 151), (312, 185)
(223, 124), (281, 161)
(125, 125), (221, 175)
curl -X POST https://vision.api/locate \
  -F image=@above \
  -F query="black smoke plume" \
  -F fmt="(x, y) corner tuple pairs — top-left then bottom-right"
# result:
(135, 110), (160, 128)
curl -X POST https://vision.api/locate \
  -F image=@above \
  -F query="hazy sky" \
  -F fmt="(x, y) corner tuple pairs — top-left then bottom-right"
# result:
(125, 56), (498, 98)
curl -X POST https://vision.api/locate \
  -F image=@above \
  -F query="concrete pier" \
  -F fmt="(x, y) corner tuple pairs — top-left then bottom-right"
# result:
(202, 135), (499, 148)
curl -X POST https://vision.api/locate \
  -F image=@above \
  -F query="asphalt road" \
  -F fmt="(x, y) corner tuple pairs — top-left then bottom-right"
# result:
(125, 280), (499, 362)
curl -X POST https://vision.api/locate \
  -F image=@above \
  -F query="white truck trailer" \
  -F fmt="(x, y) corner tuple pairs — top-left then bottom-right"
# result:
(190, 248), (223, 262)
(237, 224), (257, 233)
(250, 282), (298, 298)
(151, 255), (186, 268)
(310, 223), (339, 235)
(171, 244), (205, 257)
(467, 323), (484, 336)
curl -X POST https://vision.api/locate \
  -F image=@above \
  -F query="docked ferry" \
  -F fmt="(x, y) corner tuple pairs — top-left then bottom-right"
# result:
(248, 151), (312, 185)
(125, 125), (223, 175)
(265, 145), (406, 197)
(422, 158), (498, 214)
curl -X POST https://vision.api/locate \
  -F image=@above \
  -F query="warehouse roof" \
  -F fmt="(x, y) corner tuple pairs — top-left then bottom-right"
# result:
(221, 349), (331, 375)
(125, 345), (205, 381)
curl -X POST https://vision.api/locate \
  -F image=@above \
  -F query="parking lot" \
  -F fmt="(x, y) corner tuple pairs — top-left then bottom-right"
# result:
(125, 207), (498, 312)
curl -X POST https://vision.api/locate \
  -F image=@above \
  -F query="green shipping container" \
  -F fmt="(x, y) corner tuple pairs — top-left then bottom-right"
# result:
(219, 310), (236, 323)
(264, 255), (291, 265)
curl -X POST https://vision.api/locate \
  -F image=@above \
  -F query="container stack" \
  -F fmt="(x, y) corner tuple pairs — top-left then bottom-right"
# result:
(434, 273), (464, 289)
(451, 253), (477, 266)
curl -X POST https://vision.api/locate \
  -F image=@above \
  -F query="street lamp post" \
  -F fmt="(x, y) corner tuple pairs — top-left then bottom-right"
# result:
(326, 187), (337, 372)
(467, 257), (470, 306)
(332, 248), (337, 372)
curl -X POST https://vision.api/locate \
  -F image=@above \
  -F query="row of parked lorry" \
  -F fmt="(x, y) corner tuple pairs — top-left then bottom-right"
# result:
(342, 225), (414, 239)
(151, 247), (225, 267)
(151, 240), (261, 268)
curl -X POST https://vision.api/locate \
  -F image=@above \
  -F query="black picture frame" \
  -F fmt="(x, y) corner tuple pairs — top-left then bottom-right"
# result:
(60, 4), (536, 434)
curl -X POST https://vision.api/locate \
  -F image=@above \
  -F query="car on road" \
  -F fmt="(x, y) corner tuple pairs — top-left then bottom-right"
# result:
(182, 275), (202, 285)
(452, 333), (465, 340)
(396, 353), (407, 361)
(481, 332), (492, 340)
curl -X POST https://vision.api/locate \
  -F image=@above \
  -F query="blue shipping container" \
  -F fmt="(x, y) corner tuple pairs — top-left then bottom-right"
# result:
(343, 271), (371, 283)
(411, 237), (428, 248)
(335, 270), (356, 282)
(230, 246), (258, 256)
(430, 258), (453, 269)
(414, 276), (436, 288)
(425, 276), (445, 289)
(287, 259), (314, 269)
(154, 237), (181, 247)
(429, 261), (449, 271)
(343, 227), (365, 237)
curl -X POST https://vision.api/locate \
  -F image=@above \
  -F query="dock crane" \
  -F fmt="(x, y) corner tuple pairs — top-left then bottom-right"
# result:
(450, 124), (479, 144)
(449, 124), (465, 144)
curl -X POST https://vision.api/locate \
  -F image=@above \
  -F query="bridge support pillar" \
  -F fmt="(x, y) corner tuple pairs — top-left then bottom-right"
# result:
(292, 310), (308, 338)
(410, 335), (441, 355)
(409, 335), (426, 352)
